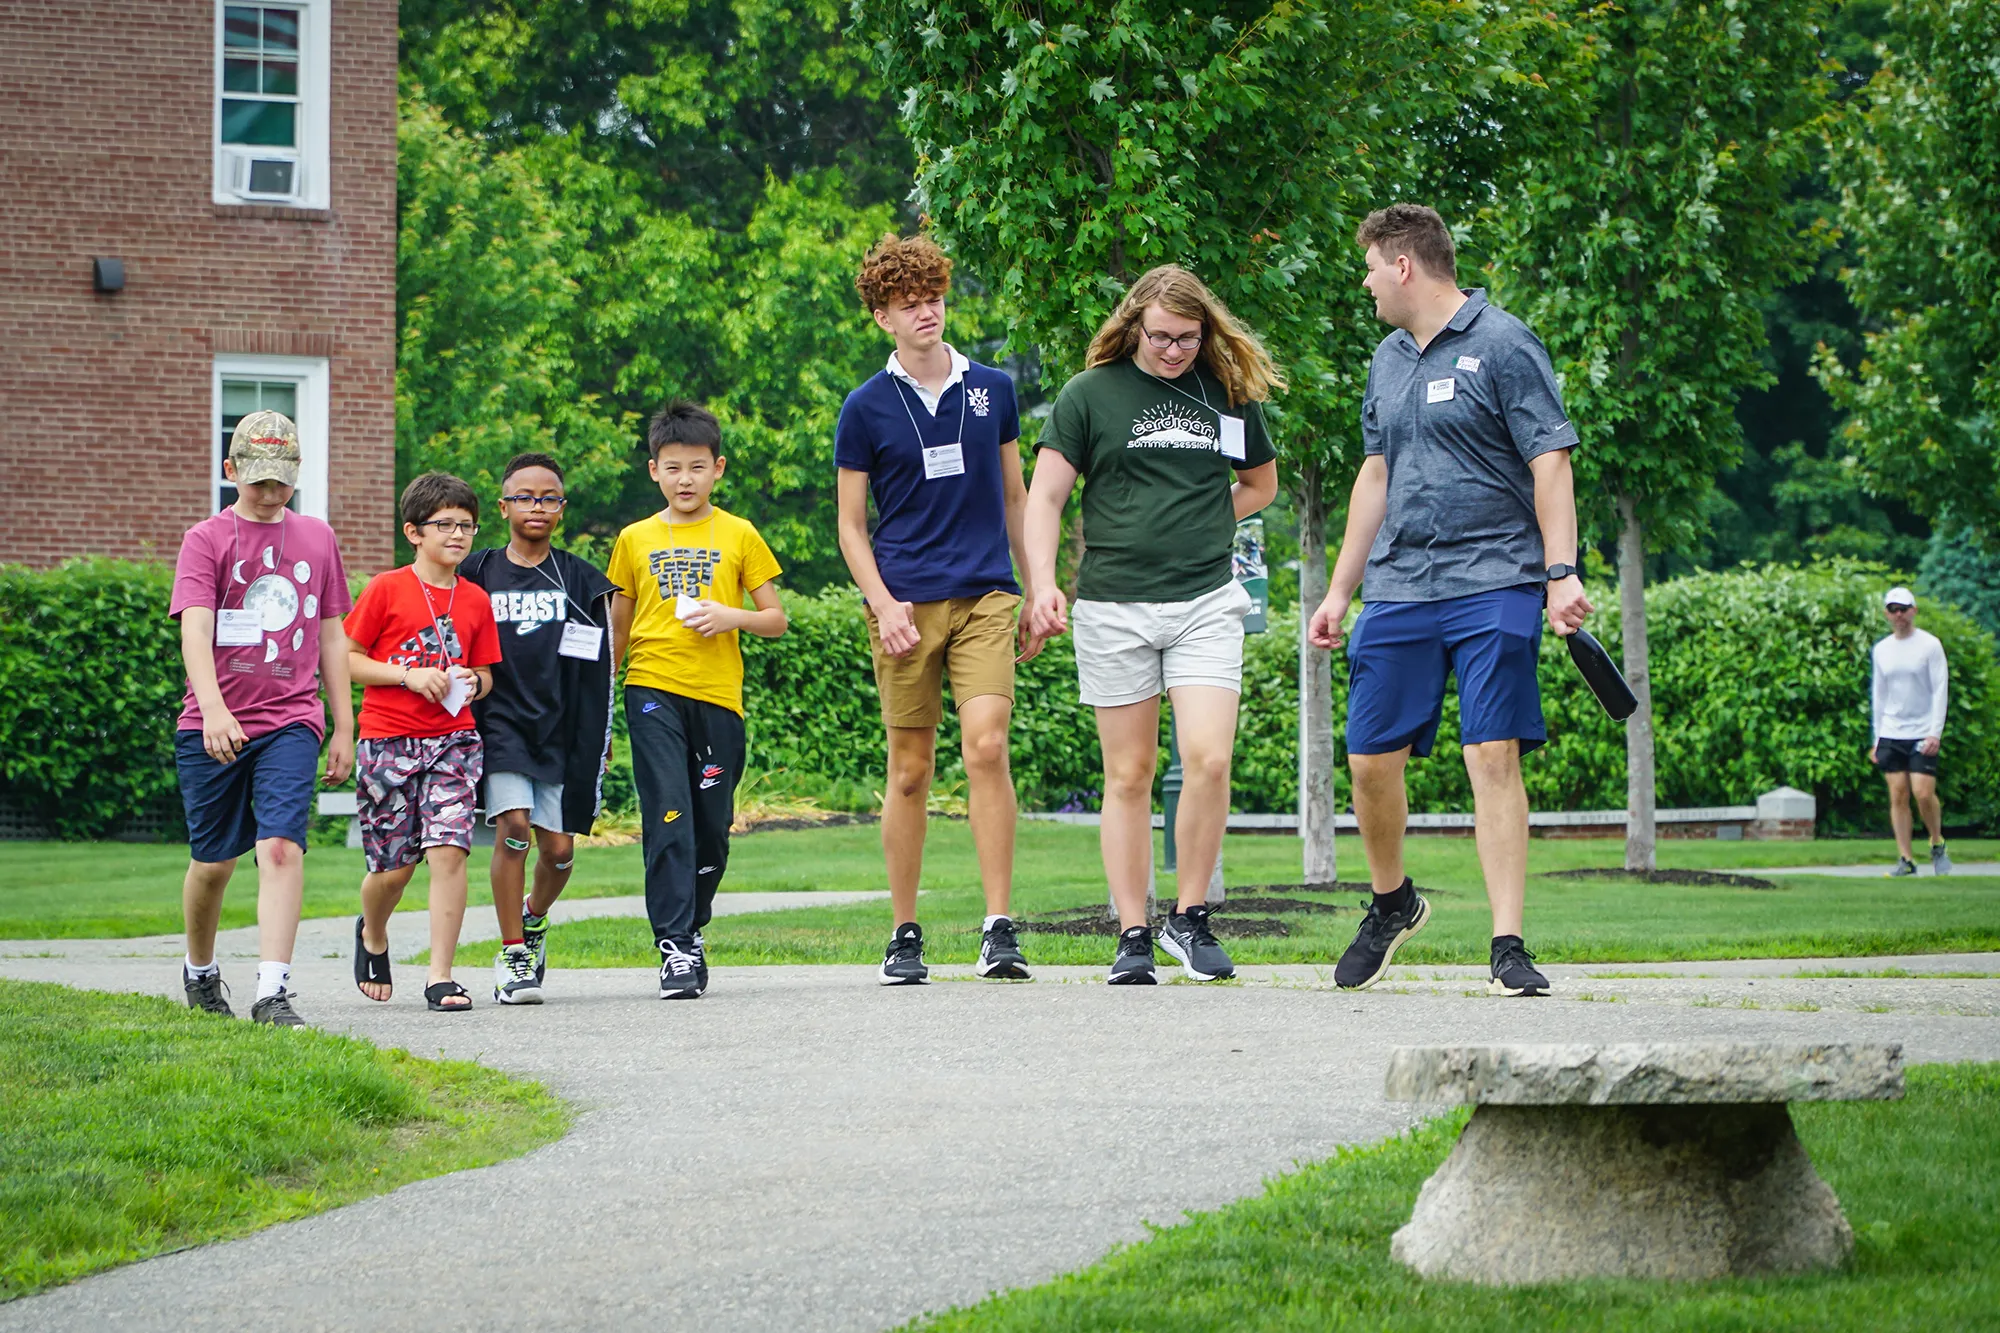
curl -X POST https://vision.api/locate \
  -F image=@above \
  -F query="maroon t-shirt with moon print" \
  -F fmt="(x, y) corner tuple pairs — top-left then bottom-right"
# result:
(170, 508), (353, 740)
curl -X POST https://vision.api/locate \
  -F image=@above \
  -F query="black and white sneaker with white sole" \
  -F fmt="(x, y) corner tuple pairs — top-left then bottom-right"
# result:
(494, 943), (544, 1005)
(1333, 881), (1431, 990)
(976, 917), (1031, 979)
(522, 907), (550, 983)
(879, 923), (930, 985)
(250, 989), (306, 1027)
(659, 936), (704, 999)
(1158, 904), (1234, 980)
(692, 930), (708, 993)
(184, 967), (233, 1016)
(1488, 937), (1550, 996)
(1106, 925), (1157, 985)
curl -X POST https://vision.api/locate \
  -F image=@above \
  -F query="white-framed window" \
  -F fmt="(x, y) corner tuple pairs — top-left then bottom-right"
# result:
(213, 355), (330, 519)
(212, 2), (330, 208)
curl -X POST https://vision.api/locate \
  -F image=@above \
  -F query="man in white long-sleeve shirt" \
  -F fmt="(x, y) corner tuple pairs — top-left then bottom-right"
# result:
(1870, 586), (1951, 876)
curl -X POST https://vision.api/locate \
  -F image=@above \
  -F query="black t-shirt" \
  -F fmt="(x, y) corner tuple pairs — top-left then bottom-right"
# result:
(464, 548), (618, 785)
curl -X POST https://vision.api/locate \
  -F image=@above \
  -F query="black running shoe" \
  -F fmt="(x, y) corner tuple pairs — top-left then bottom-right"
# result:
(1106, 925), (1157, 985)
(692, 930), (709, 993)
(1159, 904), (1234, 980)
(976, 917), (1031, 979)
(184, 967), (233, 1016)
(659, 936), (703, 999)
(522, 907), (550, 983)
(1488, 938), (1550, 997)
(1333, 883), (1431, 990)
(250, 989), (306, 1027)
(879, 923), (929, 986)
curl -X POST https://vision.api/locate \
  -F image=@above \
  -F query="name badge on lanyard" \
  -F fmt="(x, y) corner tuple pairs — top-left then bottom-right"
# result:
(215, 608), (262, 646)
(922, 442), (966, 480)
(1218, 415), (1247, 461)
(559, 621), (604, 660)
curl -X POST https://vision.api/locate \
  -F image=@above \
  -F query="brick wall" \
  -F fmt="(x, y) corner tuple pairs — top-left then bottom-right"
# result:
(0, 0), (397, 572)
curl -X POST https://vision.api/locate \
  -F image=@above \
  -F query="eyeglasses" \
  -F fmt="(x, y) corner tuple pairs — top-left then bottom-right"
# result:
(502, 494), (568, 510)
(1886, 603), (1913, 613)
(418, 520), (480, 536)
(1143, 328), (1204, 351)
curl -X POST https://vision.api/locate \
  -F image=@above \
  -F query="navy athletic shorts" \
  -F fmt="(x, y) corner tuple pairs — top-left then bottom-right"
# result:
(175, 722), (320, 863)
(1345, 586), (1546, 758)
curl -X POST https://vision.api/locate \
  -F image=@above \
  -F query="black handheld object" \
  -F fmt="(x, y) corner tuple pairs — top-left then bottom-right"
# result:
(1565, 627), (1638, 720)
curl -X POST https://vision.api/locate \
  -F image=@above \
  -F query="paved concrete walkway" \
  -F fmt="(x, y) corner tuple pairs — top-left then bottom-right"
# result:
(1722, 861), (2000, 878)
(3, 944), (1998, 1332)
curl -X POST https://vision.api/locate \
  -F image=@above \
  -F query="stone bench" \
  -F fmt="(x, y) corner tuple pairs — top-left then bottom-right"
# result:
(1384, 1042), (1903, 1284)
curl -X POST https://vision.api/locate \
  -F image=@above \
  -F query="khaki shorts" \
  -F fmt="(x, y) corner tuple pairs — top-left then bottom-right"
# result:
(867, 590), (1022, 729)
(1072, 581), (1251, 707)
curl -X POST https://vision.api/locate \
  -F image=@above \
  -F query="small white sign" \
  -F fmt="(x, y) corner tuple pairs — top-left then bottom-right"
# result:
(674, 594), (702, 621)
(440, 671), (473, 718)
(922, 442), (966, 480)
(1455, 355), (1481, 373)
(559, 622), (604, 660)
(215, 609), (262, 646)
(1426, 377), (1456, 403)
(1218, 414), (1247, 460)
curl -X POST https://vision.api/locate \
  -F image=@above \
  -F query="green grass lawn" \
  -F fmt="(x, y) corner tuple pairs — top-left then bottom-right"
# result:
(0, 981), (567, 1300)
(911, 1063), (2000, 1331)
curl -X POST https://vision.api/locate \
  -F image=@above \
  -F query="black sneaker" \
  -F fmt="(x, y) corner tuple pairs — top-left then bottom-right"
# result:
(184, 967), (233, 1016)
(1333, 883), (1431, 990)
(522, 907), (550, 983)
(250, 989), (306, 1026)
(692, 930), (709, 993)
(1488, 938), (1551, 997)
(658, 936), (703, 999)
(879, 923), (929, 986)
(976, 917), (1031, 979)
(1159, 904), (1235, 980)
(1106, 925), (1157, 985)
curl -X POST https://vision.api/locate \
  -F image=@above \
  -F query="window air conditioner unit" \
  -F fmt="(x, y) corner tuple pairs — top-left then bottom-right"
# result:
(226, 150), (299, 201)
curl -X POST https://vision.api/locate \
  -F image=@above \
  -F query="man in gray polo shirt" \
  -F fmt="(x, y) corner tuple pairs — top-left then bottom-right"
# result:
(1308, 204), (1593, 997)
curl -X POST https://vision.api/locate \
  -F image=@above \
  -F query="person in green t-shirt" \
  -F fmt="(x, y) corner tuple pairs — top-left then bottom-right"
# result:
(1024, 264), (1280, 987)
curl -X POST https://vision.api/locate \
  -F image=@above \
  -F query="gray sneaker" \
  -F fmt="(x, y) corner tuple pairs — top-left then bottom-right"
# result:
(184, 967), (233, 1016)
(1158, 904), (1234, 980)
(1107, 925), (1157, 985)
(1932, 843), (1953, 875)
(250, 989), (306, 1026)
(1888, 857), (1919, 877)
(494, 943), (544, 1005)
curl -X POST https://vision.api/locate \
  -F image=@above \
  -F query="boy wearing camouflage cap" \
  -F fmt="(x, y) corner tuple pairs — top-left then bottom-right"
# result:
(170, 411), (355, 1026)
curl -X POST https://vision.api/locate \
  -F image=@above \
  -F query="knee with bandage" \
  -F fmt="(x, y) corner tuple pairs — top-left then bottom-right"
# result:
(553, 857), (573, 871)
(503, 836), (531, 852)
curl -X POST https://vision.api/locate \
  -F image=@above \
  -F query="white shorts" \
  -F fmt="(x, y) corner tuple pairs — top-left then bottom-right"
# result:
(483, 771), (564, 832)
(1072, 581), (1252, 707)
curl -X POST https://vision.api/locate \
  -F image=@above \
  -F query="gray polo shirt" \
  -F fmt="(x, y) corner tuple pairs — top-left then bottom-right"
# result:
(1361, 289), (1578, 603)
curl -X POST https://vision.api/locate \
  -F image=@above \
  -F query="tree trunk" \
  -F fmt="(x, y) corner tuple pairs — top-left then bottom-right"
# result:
(1617, 494), (1656, 871)
(1296, 461), (1338, 886)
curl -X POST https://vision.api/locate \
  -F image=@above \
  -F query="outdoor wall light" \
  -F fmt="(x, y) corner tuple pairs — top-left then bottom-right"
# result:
(93, 258), (125, 293)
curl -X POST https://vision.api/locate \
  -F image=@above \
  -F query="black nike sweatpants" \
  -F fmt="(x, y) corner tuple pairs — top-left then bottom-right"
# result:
(626, 685), (745, 943)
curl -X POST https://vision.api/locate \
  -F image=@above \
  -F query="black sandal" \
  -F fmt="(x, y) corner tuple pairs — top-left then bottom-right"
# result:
(354, 915), (392, 1001)
(424, 979), (473, 1012)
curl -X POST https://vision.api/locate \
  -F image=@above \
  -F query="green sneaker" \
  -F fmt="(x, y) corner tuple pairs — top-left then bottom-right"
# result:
(522, 908), (550, 984)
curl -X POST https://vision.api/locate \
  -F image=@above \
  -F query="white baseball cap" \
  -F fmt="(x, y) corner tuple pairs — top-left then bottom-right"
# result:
(1884, 586), (1916, 608)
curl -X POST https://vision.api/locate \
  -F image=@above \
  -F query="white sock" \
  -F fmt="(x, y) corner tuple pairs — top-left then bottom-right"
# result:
(256, 960), (291, 1001)
(185, 956), (220, 978)
(984, 914), (1007, 931)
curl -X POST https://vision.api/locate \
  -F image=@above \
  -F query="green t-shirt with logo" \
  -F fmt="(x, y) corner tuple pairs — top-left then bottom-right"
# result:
(1042, 359), (1276, 603)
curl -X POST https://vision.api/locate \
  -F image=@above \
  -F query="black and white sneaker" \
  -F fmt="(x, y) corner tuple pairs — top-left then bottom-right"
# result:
(522, 907), (550, 983)
(1888, 857), (1918, 877)
(494, 943), (544, 1005)
(184, 967), (232, 1016)
(1333, 881), (1431, 990)
(1159, 904), (1234, 980)
(879, 923), (930, 986)
(976, 917), (1031, 979)
(659, 936), (704, 999)
(1106, 925), (1157, 985)
(1488, 937), (1551, 996)
(250, 989), (306, 1027)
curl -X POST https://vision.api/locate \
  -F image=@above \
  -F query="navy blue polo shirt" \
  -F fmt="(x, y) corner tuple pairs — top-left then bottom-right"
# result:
(834, 355), (1022, 603)
(1361, 289), (1579, 603)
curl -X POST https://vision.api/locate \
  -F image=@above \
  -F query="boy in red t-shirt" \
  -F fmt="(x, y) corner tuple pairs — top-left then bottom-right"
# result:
(345, 473), (502, 1012)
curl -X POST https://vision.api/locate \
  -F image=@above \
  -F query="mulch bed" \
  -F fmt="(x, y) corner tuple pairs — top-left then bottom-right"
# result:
(734, 812), (881, 835)
(1540, 867), (1780, 890)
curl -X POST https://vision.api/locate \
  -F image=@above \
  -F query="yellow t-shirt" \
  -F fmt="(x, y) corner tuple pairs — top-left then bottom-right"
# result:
(607, 507), (782, 715)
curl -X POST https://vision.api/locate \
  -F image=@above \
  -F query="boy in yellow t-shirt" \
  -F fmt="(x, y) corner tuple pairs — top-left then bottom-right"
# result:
(608, 401), (787, 999)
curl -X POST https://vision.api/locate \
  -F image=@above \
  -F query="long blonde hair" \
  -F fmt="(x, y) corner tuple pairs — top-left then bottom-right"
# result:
(1084, 265), (1286, 406)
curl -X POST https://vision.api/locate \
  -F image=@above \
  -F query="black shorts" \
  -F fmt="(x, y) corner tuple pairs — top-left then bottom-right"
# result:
(1875, 737), (1939, 776)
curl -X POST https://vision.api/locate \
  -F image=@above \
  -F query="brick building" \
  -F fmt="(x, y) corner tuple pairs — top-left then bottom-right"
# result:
(0, 0), (397, 572)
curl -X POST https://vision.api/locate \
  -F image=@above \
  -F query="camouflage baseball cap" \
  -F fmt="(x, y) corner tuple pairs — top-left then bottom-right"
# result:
(229, 410), (301, 487)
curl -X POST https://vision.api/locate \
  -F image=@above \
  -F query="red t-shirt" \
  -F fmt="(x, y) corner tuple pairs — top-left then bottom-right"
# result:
(346, 566), (503, 740)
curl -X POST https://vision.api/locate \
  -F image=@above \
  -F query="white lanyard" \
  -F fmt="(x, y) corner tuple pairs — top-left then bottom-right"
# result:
(509, 546), (600, 627)
(891, 374), (968, 455)
(409, 566), (457, 667)
(661, 511), (718, 599)
(225, 508), (288, 609)
(1139, 364), (1214, 414)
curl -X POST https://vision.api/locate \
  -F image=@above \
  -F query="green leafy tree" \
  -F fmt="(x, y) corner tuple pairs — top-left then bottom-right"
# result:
(1920, 523), (2000, 638)
(855, 0), (1564, 878)
(1485, 0), (1834, 868)
(1812, 0), (2000, 544)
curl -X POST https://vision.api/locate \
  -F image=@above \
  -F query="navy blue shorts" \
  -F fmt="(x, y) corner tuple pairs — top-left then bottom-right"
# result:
(1345, 587), (1546, 758)
(175, 723), (321, 863)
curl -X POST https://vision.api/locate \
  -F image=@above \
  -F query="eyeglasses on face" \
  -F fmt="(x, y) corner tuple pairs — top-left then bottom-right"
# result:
(418, 520), (480, 536)
(502, 494), (568, 510)
(1143, 327), (1204, 352)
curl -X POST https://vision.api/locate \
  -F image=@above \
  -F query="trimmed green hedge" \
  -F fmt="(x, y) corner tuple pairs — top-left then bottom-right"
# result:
(4, 557), (1995, 836)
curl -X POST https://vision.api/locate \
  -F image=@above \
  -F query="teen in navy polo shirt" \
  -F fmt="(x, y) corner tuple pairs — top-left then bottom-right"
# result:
(1309, 204), (1595, 1001)
(834, 233), (1042, 987)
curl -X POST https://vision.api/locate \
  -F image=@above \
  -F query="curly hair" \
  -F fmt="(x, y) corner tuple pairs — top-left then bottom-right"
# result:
(1084, 265), (1286, 407)
(854, 233), (953, 311)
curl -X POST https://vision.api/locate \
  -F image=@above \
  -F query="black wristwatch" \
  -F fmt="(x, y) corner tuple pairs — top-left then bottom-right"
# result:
(1545, 563), (1578, 582)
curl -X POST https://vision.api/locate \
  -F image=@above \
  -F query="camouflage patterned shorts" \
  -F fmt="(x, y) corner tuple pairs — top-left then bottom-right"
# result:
(356, 731), (484, 873)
